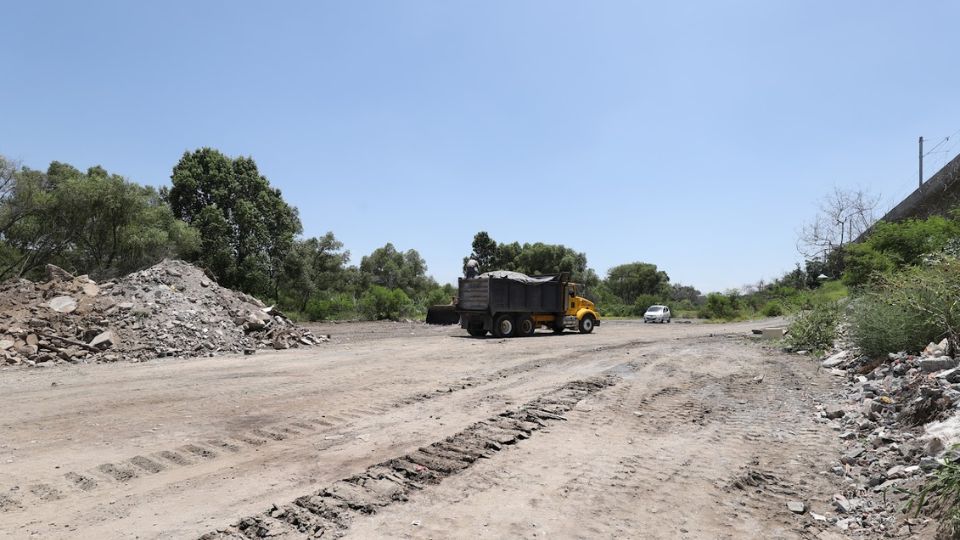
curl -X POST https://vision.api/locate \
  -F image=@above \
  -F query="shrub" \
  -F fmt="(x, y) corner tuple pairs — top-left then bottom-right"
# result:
(698, 293), (741, 320)
(848, 257), (960, 356)
(906, 459), (960, 538)
(359, 286), (412, 321)
(842, 244), (895, 288)
(847, 294), (941, 357)
(784, 303), (840, 352)
(305, 293), (357, 321)
(762, 302), (784, 317)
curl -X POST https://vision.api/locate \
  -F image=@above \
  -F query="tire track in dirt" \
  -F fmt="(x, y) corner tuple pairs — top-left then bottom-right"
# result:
(343, 338), (846, 540)
(198, 375), (622, 539)
(2, 339), (655, 514)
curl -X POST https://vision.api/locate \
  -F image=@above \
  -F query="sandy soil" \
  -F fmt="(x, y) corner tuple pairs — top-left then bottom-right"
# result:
(0, 319), (855, 539)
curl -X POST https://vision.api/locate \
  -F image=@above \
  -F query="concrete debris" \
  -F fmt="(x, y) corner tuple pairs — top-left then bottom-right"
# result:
(786, 500), (805, 514)
(88, 330), (118, 350)
(761, 327), (787, 340)
(919, 356), (959, 373)
(0, 259), (327, 367)
(821, 350), (850, 368)
(823, 404), (845, 420)
(803, 340), (960, 538)
(48, 296), (78, 313)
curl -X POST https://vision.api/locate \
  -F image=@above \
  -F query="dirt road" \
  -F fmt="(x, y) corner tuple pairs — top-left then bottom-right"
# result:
(0, 320), (851, 539)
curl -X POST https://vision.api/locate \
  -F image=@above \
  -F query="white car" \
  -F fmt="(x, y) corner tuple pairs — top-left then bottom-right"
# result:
(643, 305), (671, 323)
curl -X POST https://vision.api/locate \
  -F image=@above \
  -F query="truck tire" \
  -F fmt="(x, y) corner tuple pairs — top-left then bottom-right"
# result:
(552, 322), (564, 334)
(492, 314), (516, 338)
(517, 315), (536, 337)
(467, 328), (487, 337)
(578, 314), (595, 334)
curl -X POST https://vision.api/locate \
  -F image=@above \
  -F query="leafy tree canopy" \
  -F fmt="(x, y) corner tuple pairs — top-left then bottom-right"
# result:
(360, 243), (435, 298)
(604, 262), (670, 304)
(0, 158), (198, 280)
(168, 148), (301, 295)
(464, 231), (598, 286)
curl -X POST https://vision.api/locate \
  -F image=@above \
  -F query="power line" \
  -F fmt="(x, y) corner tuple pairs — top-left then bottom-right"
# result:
(922, 126), (960, 158)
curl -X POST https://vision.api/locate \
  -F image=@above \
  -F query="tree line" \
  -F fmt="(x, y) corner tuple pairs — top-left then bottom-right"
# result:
(464, 232), (704, 317)
(0, 149), (701, 320)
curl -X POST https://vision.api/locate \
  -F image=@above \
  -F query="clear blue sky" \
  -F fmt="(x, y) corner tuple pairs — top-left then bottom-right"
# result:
(4, 1), (960, 292)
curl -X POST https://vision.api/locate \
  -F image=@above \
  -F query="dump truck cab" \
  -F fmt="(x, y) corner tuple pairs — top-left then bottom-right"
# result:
(565, 284), (601, 333)
(456, 271), (601, 338)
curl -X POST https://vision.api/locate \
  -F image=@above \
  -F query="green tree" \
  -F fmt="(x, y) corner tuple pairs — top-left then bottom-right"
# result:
(604, 262), (670, 304)
(0, 159), (198, 280)
(469, 231), (499, 271)
(279, 232), (351, 311)
(668, 283), (703, 304)
(168, 148), (301, 295)
(360, 243), (435, 297)
(463, 232), (598, 286)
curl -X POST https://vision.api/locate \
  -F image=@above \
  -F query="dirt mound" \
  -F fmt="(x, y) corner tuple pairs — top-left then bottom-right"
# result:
(0, 260), (326, 366)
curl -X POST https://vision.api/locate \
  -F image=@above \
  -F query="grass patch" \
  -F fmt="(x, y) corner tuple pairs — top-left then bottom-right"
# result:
(906, 458), (960, 538)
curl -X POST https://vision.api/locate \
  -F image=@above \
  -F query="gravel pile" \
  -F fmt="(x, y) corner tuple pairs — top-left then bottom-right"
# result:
(0, 260), (326, 367)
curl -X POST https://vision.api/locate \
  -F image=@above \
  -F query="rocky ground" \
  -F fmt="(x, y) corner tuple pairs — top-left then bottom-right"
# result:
(801, 338), (960, 539)
(0, 260), (325, 367)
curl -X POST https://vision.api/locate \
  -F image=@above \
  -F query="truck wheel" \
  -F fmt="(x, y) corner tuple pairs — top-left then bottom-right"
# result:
(492, 314), (516, 338)
(578, 314), (595, 334)
(517, 315), (536, 337)
(552, 322), (564, 334)
(467, 328), (487, 337)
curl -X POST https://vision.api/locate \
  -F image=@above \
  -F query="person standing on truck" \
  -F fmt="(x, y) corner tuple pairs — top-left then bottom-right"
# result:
(464, 257), (480, 278)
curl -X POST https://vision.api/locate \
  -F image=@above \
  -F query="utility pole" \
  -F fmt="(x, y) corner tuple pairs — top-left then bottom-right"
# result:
(919, 136), (924, 188)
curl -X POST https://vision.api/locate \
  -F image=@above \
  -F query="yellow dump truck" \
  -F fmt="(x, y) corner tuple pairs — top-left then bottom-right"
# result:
(455, 271), (600, 337)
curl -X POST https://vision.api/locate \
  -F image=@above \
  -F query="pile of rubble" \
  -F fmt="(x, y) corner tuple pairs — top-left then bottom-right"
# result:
(0, 260), (327, 367)
(807, 338), (960, 537)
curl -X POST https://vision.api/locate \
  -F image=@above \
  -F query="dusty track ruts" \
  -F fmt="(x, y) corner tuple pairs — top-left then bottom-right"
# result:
(1, 318), (848, 539)
(201, 376), (620, 539)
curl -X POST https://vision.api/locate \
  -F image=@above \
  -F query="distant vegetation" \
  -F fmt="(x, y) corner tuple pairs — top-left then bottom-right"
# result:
(0, 151), (451, 321)
(2, 150), (709, 322)
(464, 232), (705, 318)
(781, 187), (960, 356)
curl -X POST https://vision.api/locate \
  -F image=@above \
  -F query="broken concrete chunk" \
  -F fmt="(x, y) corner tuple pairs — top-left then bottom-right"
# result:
(787, 501), (805, 514)
(920, 357), (959, 373)
(81, 282), (100, 297)
(45, 264), (75, 281)
(936, 367), (960, 383)
(833, 493), (852, 513)
(822, 350), (849, 368)
(925, 437), (946, 457)
(823, 404), (845, 419)
(89, 330), (119, 350)
(48, 296), (78, 313)
(761, 327), (786, 340)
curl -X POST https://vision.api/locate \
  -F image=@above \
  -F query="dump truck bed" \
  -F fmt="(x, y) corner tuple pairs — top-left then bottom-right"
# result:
(457, 275), (565, 314)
